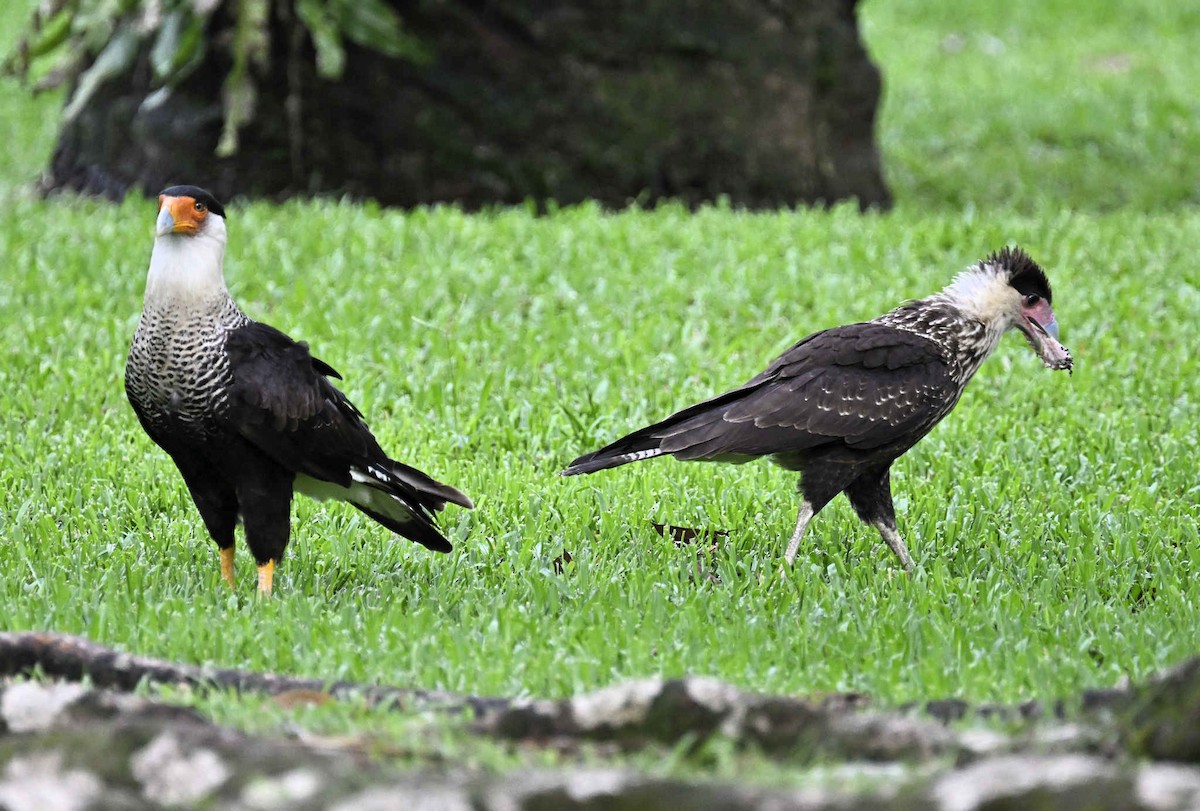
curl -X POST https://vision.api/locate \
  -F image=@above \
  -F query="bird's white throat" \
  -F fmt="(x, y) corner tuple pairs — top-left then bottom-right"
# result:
(144, 218), (230, 310)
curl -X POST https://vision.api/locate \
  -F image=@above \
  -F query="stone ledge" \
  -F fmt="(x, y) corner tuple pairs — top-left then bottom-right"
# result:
(4, 633), (1200, 809)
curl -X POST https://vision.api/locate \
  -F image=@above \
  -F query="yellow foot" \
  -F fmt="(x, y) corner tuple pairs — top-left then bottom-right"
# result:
(257, 560), (275, 596)
(220, 548), (236, 590)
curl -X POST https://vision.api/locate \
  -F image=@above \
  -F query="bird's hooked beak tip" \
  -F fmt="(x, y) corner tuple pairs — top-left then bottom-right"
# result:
(155, 208), (175, 237)
(1041, 315), (1061, 342)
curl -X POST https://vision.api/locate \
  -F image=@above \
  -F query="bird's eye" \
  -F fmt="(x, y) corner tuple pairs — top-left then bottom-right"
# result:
(194, 201), (207, 213)
(1023, 293), (1040, 307)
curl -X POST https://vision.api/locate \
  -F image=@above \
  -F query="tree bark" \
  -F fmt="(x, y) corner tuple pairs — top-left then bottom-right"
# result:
(45, 0), (890, 209)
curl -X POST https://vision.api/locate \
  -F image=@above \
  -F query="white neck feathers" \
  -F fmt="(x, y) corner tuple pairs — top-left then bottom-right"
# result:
(937, 264), (1018, 328)
(143, 219), (230, 309)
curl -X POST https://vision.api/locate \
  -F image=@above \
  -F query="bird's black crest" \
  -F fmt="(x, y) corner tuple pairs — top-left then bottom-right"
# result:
(988, 245), (1052, 304)
(158, 185), (226, 218)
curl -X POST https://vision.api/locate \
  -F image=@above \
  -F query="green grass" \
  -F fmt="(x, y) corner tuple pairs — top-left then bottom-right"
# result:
(0, 0), (1198, 773)
(864, 0), (1200, 212)
(1, 198), (1196, 705)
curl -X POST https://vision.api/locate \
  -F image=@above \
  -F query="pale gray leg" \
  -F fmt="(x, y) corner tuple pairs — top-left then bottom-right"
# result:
(783, 500), (814, 565)
(874, 521), (914, 573)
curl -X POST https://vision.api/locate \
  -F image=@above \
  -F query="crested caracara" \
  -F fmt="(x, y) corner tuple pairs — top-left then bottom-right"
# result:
(562, 247), (1072, 571)
(125, 186), (472, 594)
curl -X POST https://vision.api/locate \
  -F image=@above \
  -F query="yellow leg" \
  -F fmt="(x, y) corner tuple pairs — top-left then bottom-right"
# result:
(220, 548), (236, 590)
(257, 560), (275, 596)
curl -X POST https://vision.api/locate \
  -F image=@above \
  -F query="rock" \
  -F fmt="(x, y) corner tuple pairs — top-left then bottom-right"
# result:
(130, 732), (232, 805)
(481, 768), (831, 810)
(2, 671), (1200, 810)
(827, 712), (955, 761)
(927, 755), (1200, 811)
(0, 683), (885, 810)
(929, 754), (1129, 811)
(1118, 657), (1200, 762)
(486, 675), (955, 762)
(6, 634), (1200, 809)
(1135, 763), (1200, 810)
(924, 699), (970, 723)
(0, 753), (103, 811)
(0, 681), (88, 733)
(239, 768), (324, 810)
(328, 782), (474, 811)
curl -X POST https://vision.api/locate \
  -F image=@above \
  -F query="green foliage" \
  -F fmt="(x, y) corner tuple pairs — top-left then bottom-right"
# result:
(296, 0), (428, 80)
(216, 0), (269, 157)
(3, 0), (425, 156)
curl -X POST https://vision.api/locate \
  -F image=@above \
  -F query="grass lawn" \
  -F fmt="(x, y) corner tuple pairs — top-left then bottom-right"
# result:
(0, 0), (1197, 762)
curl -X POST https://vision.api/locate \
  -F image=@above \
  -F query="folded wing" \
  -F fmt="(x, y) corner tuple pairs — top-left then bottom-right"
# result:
(223, 322), (471, 551)
(564, 323), (959, 473)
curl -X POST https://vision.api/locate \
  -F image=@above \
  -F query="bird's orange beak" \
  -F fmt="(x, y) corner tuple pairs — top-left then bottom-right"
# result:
(155, 194), (208, 237)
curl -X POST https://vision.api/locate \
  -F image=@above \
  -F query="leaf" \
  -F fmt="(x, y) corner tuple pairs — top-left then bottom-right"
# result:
(25, 9), (74, 62)
(2, 2), (73, 80)
(164, 13), (209, 85)
(552, 549), (573, 575)
(149, 9), (184, 79)
(330, 0), (429, 63)
(217, 0), (269, 157)
(62, 22), (141, 123)
(233, 0), (271, 67)
(217, 72), (256, 156)
(296, 0), (345, 80)
(150, 10), (210, 84)
(650, 521), (731, 548)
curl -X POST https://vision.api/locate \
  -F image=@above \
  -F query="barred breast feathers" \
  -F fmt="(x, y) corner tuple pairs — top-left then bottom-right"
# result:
(127, 209), (246, 433)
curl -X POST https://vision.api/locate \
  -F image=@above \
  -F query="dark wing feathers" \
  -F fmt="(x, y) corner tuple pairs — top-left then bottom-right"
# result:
(222, 323), (470, 534)
(311, 356), (343, 380)
(225, 324), (372, 484)
(564, 323), (957, 473)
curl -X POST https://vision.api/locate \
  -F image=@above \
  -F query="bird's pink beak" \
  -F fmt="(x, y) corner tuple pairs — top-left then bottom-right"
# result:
(1020, 310), (1073, 373)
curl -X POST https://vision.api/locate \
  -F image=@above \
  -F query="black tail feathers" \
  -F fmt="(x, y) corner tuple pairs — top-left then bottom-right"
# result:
(561, 432), (665, 476)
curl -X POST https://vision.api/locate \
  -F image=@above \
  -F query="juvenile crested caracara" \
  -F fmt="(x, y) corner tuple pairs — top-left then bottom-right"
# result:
(562, 248), (1073, 571)
(125, 186), (472, 594)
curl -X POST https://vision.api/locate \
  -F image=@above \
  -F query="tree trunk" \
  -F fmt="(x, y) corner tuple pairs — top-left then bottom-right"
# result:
(46, 0), (891, 210)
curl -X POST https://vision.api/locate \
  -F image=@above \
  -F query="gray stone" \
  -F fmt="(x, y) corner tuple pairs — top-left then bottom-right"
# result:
(929, 754), (1125, 811)
(1118, 657), (1200, 762)
(130, 731), (231, 805)
(955, 727), (1011, 758)
(827, 712), (956, 761)
(1136, 763), (1200, 810)
(7, 633), (1200, 810)
(239, 768), (323, 810)
(0, 681), (87, 733)
(329, 784), (474, 811)
(0, 752), (101, 811)
(569, 678), (668, 733)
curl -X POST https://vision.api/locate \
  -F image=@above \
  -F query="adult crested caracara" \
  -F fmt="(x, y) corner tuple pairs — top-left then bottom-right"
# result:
(125, 186), (472, 594)
(562, 247), (1073, 571)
